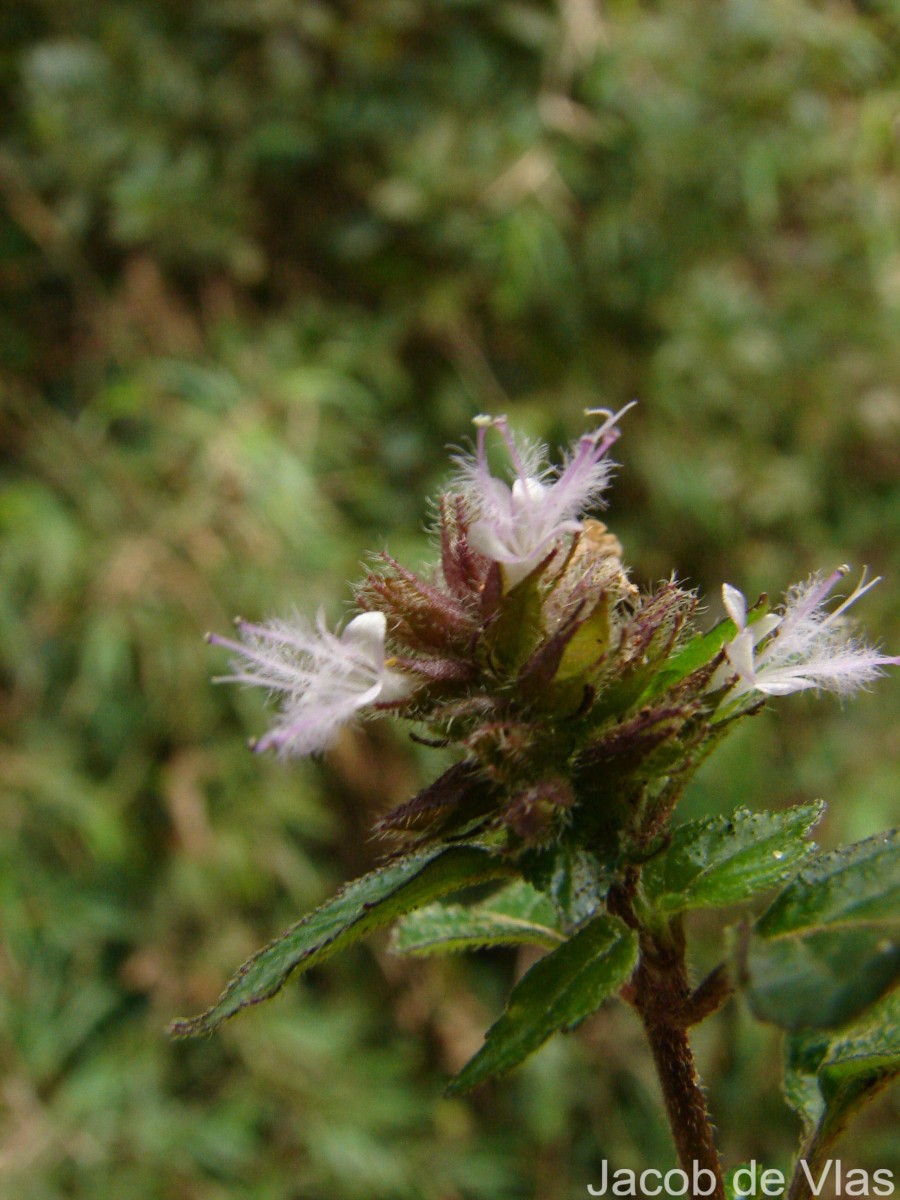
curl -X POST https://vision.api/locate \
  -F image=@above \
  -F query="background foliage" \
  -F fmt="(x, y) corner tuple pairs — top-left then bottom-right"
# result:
(1, 1), (898, 1196)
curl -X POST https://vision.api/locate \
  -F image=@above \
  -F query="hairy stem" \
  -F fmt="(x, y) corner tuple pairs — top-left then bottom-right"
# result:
(635, 983), (724, 1198)
(616, 895), (726, 1200)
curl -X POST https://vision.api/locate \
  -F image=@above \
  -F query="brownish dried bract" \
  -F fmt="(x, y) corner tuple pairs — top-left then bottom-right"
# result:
(568, 519), (637, 601)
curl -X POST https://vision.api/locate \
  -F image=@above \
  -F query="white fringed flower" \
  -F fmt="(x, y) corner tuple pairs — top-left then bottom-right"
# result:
(715, 567), (899, 701)
(455, 404), (635, 588)
(208, 610), (417, 757)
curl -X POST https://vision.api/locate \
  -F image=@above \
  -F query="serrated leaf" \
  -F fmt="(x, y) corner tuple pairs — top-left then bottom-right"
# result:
(741, 830), (900, 1031)
(641, 802), (823, 914)
(392, 880), (563, 955)
(783, 992), (900, 1175)
(170, 845), (512, 1037)
(446, 915), (637, 1094)
(755, 828), (900, 937)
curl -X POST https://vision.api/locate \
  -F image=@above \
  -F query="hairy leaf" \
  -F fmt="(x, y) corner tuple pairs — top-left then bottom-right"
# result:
(446, 915), (637, 1093)
(740, 830), (900, 1031)
(784, 992), (900, 1173)
(392, 880), (563, 955)
(642, 802), (823, 914)
(170, 845), (512, 1037)
(755, 829), (900, 937)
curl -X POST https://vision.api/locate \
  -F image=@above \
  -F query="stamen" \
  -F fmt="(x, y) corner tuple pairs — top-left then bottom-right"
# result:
(827, 567), (882, 623)
(584, 400), (638, 456)
(489, 415), (531, 482)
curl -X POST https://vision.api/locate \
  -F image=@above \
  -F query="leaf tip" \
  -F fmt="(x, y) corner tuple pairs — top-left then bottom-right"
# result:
(167, 1014), (215, 1040)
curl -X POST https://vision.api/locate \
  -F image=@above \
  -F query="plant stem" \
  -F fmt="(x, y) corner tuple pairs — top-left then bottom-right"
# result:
(785, 1129), (827, 1200)
(618, 899), (726, 1200)
(635, 984), (725, 1198)
(785, 1090), (890, 1200)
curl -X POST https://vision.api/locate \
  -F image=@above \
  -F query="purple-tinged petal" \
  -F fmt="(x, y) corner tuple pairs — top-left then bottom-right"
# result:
(451, 409), (632, 587)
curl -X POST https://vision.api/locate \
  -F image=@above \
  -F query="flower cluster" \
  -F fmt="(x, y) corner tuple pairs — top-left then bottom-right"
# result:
(209, 412), (897, 855)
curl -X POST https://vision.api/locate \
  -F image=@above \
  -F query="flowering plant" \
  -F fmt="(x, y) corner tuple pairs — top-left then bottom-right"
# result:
(176, 412), (899, 1200)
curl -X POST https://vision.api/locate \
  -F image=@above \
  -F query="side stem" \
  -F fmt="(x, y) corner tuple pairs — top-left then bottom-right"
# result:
(785, 1130), (829, 1200)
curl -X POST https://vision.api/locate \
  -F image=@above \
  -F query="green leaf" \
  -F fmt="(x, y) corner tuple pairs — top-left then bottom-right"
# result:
(741, 830), (900, 1031)
(555, 595), (610, 681)
(784, 992), (900, 1177)
(482, 570), (545, 674)
(641, 802), (823, 914)
(518, 843), (612, 929)
(819, 993), (900, 1118)
(550, 846), (612, 928)
(783, 1029), (835, 1134)
(392, 880), (563, 955)
(743, 927), (900, 1031)
(642, 600), (771, 703)
(755, 828), (900, 937)
(446, 915), (638, 1094)
(170, 845), (512, 1037)
(640, 616), (737, 701)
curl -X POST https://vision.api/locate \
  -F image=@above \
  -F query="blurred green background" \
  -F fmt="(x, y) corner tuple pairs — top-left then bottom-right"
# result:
(2, 2), (899, 1197)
